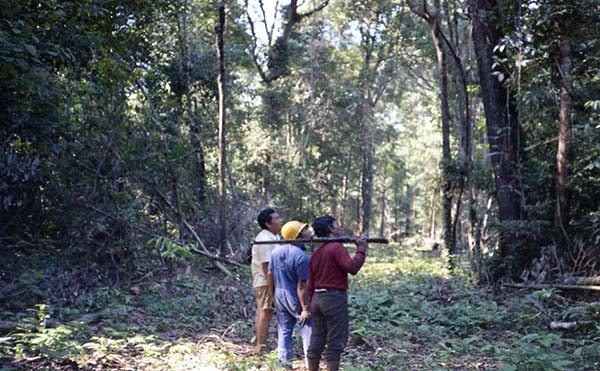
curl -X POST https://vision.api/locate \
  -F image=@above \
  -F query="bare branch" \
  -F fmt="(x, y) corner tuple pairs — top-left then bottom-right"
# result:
(244, 0), (268, 81)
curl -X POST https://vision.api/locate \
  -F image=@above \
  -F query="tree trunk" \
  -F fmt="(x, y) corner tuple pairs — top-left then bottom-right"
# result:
(215, 5), (227, 256)
(359, 55), (375, 236)
(405, 184), (412, 236)
(394, 182), (400, 234)
(432, 1), (455, 268)
(469, 0), (522, 273)
(177, 3), (206, 206)
(379, 191), (386, 237)
(556, 28), (573, 228)
(445, 7), (472, 259)
(429, 188), (437, 240)
(409, 0), (454, 265)
(340, 174), (348, 227)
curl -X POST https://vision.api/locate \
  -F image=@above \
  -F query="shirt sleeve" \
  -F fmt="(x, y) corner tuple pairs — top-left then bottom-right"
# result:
(296, 253), (309, 282)
(334, 243), (366, 275)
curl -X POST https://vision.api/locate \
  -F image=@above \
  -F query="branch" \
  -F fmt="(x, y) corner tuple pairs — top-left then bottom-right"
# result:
(407, 0), (432, 24)
(504, 283), (600, 291)
(249, 0), (329, 83)
(245, 0), (269, 82)
(85, 204), (241, 270)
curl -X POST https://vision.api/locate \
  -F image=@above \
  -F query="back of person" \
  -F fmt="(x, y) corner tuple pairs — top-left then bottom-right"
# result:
(309, 242), (364, 292)
(252, 228), (278, 287)
(271, 243), (308, 311)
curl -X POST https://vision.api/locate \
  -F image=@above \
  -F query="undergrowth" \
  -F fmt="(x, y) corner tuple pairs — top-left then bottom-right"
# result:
(1, 244), (599, 370)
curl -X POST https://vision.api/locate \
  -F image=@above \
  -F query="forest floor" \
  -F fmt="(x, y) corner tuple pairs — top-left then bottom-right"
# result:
(1, 242), (600, 370)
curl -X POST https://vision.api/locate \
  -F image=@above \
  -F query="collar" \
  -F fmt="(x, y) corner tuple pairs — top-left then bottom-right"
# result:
(292, 243), (306, 251)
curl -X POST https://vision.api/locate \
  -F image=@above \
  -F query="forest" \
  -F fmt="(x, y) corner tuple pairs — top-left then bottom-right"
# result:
(1, 0), (600, 369)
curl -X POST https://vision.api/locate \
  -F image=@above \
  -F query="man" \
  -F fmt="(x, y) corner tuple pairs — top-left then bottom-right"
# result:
(252, 208), (283, 353)
(306, 215), (368, 371)
(268, 220), (312, 368)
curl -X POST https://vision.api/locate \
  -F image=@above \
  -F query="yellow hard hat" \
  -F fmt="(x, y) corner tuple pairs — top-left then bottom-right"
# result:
(281, 220), (308, 240)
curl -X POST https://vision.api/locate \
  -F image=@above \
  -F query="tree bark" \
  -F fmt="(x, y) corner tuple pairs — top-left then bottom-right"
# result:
(215, 5), (227, 256)
(340, 174), (348, 227)
(469, 0), (522, 269)
(429, 187), (437, 239)
(379, 191), (386, 237)
(360, 127), (374, 235)
(405, 184), (412, 236)
(359, 42), (375, 236)
(409, 0), (455, 266)
(556, 28), (573, 228)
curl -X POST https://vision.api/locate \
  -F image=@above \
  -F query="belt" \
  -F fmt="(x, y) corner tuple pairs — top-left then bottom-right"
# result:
(314, 288), (328, 292)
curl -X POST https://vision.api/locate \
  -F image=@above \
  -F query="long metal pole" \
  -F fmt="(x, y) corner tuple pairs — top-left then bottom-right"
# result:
(252, 237), (389, 245)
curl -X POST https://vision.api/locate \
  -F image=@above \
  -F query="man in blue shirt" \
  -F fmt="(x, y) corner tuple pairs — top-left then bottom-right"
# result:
(268, 220), (312, 368)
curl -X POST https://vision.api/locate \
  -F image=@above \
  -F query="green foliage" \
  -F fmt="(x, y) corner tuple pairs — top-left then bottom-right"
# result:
(2, 244), (599, 369)
(10, 304), (81, 359)
(151, 237), (193, 262)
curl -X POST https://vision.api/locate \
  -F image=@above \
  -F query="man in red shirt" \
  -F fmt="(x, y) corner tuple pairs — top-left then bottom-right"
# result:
(306, 215), (368, 371)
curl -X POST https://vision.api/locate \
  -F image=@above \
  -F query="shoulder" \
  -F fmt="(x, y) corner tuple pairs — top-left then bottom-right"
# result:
(291, 246), (308, 259)
(271, 244), (287, 256)
(324, 242), (345, 251)
(255, 229), (277, 242)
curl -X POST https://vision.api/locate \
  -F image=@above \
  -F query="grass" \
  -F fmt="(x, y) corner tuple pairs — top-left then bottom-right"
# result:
(1, 243), (599, 370)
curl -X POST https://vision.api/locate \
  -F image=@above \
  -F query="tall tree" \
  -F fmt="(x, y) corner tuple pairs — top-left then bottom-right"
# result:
(469, 0), (522, 276)
(215, 4), (227, 256)
(555, 17), (573, 229)
(175, 0), (207, 207)
(409, 0), (455, 266)
(346, 0), (404, 235)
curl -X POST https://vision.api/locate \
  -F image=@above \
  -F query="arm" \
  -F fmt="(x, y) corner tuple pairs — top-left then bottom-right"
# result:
(334, 239), (368, 275)
(297, 280), (310, 324)
(264, 262), (274, 298)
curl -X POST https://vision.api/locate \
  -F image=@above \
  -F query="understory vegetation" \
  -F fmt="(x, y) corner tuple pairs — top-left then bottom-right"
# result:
(2, 243), (599, 370)
(2, 0), (600, 369)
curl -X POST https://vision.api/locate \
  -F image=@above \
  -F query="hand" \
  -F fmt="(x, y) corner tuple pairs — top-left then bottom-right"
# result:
(355, 235), (368, 251)
(299, 309), (310, 325)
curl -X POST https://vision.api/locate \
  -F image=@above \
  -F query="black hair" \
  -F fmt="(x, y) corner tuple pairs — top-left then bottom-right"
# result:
(312, 215), (336, 237)
(257, 208), (276, 229)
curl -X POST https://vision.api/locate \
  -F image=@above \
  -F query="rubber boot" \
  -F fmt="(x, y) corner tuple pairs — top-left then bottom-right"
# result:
(326, 360), (340, 371)
(307, 358), (320, 371)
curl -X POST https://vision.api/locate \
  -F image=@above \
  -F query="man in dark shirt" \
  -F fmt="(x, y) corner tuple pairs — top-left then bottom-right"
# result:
(306, 215), (368, 371)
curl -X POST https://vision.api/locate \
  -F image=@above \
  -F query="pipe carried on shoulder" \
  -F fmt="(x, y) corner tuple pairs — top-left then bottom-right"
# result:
(252, 236), (389, 245)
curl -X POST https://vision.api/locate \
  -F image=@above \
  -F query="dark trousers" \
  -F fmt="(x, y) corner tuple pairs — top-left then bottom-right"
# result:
(307, 290), (348, 361)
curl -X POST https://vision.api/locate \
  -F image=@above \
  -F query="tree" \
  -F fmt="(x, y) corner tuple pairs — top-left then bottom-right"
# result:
(244, 0), (329, 84)
(215, 4), (227, 256)
(469, 0), (523, 278)
(408, 0), (455, 266)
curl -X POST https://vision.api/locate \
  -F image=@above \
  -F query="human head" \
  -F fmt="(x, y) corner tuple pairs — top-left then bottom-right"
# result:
(281, 220), (310, 240)
(311, 215), (342, 237)
(257, 208), (283, 234)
